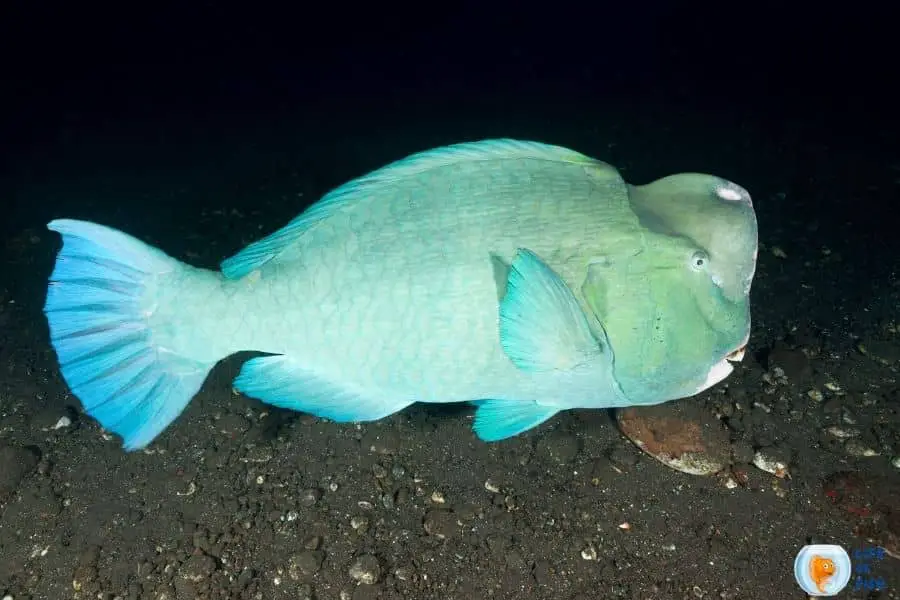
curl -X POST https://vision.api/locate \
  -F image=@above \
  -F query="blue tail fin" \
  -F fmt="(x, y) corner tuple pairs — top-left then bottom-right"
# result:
(44, 219), (216, 451)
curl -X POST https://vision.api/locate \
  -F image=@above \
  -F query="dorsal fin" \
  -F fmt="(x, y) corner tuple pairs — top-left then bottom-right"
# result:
(220, 139), (603, 279)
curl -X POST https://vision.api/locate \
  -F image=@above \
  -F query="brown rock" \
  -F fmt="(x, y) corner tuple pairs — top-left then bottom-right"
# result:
(616, 402), (731, 476)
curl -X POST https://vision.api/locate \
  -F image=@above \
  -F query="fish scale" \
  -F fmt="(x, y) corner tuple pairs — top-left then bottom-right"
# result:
(262, 169), (612, 397)
(42, 139), (757, 450)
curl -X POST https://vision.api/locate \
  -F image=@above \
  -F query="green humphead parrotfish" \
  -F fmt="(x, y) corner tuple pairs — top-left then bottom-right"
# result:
(43, 139), (758, 451)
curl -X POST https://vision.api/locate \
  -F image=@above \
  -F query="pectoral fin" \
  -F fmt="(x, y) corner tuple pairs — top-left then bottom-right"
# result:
(472, 399), (559, 441)
(499, 248), (605, 372)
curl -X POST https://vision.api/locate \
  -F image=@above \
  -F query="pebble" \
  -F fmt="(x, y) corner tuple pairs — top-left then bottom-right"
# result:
(348, 554), (381, 584)
(752, 449), (790, 478)
(857, 339), (900, 365)
(350, 515), (370, 533)
(289, 550), (325, 579)
(484, 480), (501, 493)
(824, 426), (859, 440)
(300, 488), (322, 507)
(179, 553), (217, 582)
(891, 456), (900, 469)
(844, 439), (880, 457)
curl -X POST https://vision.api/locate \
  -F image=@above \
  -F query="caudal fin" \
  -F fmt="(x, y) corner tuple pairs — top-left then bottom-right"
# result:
(44, 219), (216, 451)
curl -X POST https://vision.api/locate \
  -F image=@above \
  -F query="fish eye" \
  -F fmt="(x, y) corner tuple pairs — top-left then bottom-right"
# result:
(689, 251), (709, 272)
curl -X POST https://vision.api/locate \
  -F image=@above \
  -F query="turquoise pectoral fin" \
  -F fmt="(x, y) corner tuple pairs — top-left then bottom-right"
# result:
(472, 399), (559, 441)
(234, 356), (412, 422)
(499, 248), (604, 372)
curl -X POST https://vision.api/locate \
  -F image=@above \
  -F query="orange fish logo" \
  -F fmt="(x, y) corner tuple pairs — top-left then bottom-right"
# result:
(809, 555), (836, 593)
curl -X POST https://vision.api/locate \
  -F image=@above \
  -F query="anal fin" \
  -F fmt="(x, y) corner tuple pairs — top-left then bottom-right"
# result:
(233, 355), (412, 422)
(472, 399), (559, 441)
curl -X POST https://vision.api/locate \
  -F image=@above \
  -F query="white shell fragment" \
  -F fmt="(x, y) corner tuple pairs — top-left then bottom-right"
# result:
(484, 480), (501, 493)
(806, 389), (824, 402)
(844, 440), (880, 457)
(824, 426), (859, 440)
(752, 450), (790, 478)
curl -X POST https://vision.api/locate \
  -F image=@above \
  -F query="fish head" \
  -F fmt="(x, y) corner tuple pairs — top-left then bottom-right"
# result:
(581, 173), (758, 403)
(627, 174), (758, 303)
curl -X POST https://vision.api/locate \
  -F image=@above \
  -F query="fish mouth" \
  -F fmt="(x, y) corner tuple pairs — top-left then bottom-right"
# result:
(725, 344), (747, 363)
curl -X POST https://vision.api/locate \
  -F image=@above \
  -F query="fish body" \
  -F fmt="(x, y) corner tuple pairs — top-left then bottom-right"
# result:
(43, 139), (758, 450)
(809, 555), (836, 593)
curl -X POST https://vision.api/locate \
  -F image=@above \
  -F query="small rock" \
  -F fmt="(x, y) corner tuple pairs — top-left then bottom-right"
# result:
(300, 488), (322, 507)
(348, 554), (381, 585)
(289, 551), (325, 579)
(844, 439), (880, 457)
(857, 339), (900, 366)
(179, 553), (217, 582)
(350, 515), (370, 533)
(616, 403), (731, 475)
(824, 426), (859, 440)
(31, 405), (78, 431)
(752, 448), (791, 478)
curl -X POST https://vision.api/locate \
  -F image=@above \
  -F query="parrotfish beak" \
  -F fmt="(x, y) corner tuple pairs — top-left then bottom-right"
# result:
(694, 335), (750, 395)
(725, 344), (747, 363)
